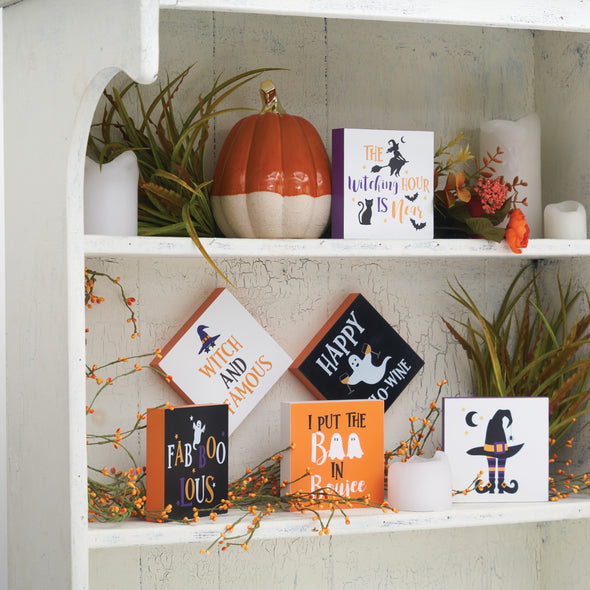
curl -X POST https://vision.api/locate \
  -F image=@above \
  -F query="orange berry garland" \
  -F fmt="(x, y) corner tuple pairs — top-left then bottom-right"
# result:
(85, 268), (139, 338)
(86, 270), (178, 523)
(548, 436), (590, 500)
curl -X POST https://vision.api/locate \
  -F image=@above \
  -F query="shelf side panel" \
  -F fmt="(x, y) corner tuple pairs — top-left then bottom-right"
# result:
(3, 1), (159, 588)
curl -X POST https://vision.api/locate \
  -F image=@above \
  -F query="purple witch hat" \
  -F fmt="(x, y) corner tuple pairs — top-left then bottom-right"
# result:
(197, 325), (220, 355)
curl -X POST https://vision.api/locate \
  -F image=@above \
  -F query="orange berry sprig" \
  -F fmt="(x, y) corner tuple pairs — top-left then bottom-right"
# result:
(548, 436), (590, 500)
(88, 464), (173, 524)
(201, 486), (396, 555)
(196, 446), (398, 554)
(385, 379), (446, 468)
(88, 465), (147, 523)
(86, 403), (168, 462)
(85, 267), (139, 338)
(86, 404), (173, 523)
(86, 350), (170, 414)
(85, 270), (176, 523)
(452, 471), (484, 497)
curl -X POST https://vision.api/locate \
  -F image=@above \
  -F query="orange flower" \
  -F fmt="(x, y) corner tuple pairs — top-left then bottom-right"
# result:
(505, 208), (529, 254)
(473, 176), (508, 214)
(443, 171), (471, 207)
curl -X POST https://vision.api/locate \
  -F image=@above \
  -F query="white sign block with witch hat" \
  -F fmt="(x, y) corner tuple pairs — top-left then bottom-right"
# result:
(151, 288), (292, 435)
(443, 397), (548, 502)
(331, 128), (434, 239)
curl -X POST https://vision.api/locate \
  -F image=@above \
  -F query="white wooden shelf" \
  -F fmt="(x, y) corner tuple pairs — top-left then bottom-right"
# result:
(88, 497), (590, 549)
(159, 0), (590, 33)
(84, 235), (590, 260)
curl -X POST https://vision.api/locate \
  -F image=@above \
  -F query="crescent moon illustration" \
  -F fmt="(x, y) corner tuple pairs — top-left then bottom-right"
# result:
(465, 411), (478, 427)
(400, 136), (406, 143)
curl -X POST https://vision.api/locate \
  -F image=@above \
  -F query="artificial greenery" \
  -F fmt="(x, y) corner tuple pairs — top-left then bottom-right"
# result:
(433, 133), (528, 246)
(88, 65), (279, 282)
(443, 265), (590, 447)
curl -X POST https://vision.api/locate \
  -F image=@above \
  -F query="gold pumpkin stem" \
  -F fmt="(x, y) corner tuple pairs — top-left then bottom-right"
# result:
(260, 80), (286, 114)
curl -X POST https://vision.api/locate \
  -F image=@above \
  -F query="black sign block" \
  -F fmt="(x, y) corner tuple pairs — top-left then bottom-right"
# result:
(147, 404), (228, 520)
(291, 294), (424, 412)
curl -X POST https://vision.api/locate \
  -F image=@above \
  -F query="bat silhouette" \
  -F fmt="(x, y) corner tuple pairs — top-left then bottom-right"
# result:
(411, 218), (426, 230)
(405, 192), (419, 202)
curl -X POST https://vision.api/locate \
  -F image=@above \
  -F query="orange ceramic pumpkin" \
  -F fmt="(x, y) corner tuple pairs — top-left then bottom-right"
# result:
(211, 81), (331, 238)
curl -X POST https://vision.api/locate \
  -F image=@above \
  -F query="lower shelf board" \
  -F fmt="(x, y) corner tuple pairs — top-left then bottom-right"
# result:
(88, 497), (590, 549)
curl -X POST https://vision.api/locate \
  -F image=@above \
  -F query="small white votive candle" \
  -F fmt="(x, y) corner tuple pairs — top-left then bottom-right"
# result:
(544, 201), (587, 239)
(388, 450), (452, 511)
(84, 151), (139, 236)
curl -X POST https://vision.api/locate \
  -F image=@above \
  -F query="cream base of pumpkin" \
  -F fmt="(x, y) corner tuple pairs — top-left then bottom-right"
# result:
(211, 192), (331, 239)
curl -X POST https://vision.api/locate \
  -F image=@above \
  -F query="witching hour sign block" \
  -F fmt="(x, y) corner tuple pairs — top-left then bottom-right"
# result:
(332, 128), (434, 239)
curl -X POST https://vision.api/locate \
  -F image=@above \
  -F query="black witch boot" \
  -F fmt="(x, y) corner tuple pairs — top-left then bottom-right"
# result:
(476, 477), (495, 494)
(497, 459), (514, 493)
(498, 473), (518, 494)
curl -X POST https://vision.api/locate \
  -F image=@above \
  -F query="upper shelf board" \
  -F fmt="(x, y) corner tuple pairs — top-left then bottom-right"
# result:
(159, 0), (590, 33)
(84, 235), (590, 260)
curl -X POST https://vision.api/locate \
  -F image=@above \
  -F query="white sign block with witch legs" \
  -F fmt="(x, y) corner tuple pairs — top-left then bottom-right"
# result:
(443, 397), (548, 502)
(332, 128), (434, 239)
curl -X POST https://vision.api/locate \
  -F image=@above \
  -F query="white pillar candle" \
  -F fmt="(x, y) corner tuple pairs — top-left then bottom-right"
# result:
(84, 151), (139, 236)
(480, 113), (542, 239)
(544, 201), (587, 239)
(388, 450), (452, 511)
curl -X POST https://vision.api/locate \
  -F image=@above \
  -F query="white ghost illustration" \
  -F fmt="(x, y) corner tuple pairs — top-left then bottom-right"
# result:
(341, 345), (392, 386)
(191, 417), (206, 449)
(328, 432), (346, 460)
(346, 433), (364, 458)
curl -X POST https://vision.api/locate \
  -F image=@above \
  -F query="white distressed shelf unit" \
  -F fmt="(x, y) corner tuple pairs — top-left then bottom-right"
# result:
(88, 498), (590, 549)
(85, 235), (590, 259)
(82, 0), (590, 571)
(5, 0), (590, 588)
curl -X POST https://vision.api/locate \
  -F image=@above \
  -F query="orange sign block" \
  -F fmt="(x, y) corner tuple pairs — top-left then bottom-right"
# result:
(281, 399), (384, 509)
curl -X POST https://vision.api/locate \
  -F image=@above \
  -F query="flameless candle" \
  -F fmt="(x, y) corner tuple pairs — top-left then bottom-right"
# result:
(480, 113), (542, 238)
(388, 450), (452, 511)
(544, 201), (587, 239)
(84, 151), (139, 235)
